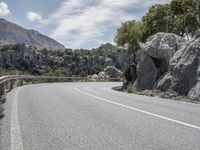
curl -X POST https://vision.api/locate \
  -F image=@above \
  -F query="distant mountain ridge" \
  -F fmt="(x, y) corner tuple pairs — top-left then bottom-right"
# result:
(95, 43), (118, 51)
(0, 18), (65, 50)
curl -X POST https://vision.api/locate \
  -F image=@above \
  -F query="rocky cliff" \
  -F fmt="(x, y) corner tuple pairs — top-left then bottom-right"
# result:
(128, 32), (200, 100)
(0, 18), (65, 50)
(135, 33), (185, 91)
(157, 31), (200, 99)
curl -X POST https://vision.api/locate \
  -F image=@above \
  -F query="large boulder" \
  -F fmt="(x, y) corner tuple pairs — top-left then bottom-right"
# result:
(157, 35), (200, 99)
(103, 66), (123, 78)
(91, 74), (99, 79)
(135, 55), (158, 90)
(143, 32), (185, 63)
(104, 57), (113, 66)
(98, 71), (109, 79)
(135, 32), (185, 91)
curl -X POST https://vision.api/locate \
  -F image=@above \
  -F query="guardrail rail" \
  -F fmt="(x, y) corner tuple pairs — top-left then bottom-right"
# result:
(0, 75), (122, 102)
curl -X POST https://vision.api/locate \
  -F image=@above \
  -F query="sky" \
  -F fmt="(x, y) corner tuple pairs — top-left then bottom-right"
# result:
(0, 0), (170, 49)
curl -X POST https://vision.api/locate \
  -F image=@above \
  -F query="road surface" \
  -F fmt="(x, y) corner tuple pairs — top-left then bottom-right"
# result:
(1, 82), (200, 150)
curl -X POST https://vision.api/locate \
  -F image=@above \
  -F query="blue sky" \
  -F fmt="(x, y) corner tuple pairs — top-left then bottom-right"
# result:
(0, 0), (170, 49)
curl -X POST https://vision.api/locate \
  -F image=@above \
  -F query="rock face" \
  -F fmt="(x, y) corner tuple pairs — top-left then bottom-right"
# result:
(143, 32), (185, 63)
(130, 31), (200, 100)
(157, 36), (200, 99)
(0, 18), (65, 50)
(0, 44), (37, 66)
(135, 32), (185, 91)
(135, 54), (159, 90)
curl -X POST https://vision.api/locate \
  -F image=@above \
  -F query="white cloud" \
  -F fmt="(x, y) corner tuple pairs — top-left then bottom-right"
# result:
(0, 2), (10, 16)
(27, 11), (42, 22)
(34, 0), (171, 48)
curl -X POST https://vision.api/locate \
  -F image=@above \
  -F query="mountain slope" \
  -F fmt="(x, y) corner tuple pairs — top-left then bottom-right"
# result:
(95, 43), (118, 51)
(0, 18), (65, 50)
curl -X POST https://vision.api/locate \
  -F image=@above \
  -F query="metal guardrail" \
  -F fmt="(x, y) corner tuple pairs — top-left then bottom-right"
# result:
(0, 75), (122, 100)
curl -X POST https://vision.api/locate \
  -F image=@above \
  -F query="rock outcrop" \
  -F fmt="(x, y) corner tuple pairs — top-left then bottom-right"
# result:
(143, 32), (185, 63)
(98, 71), (109, 79)
(103, 66), (123, 78)
(0, 43), (38, 66)
(128, 31), (200, 100)
(95, 66), (122, 79)
(135, 32), (185, 91)
(157, 34), (200, 99)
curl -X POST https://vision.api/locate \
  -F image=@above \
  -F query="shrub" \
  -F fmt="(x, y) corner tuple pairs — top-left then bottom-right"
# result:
(124, 66), (132, 81)
(127, 86), (136, 93)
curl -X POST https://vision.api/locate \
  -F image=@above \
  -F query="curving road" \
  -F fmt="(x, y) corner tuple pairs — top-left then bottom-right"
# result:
(1, 82), (200, 150)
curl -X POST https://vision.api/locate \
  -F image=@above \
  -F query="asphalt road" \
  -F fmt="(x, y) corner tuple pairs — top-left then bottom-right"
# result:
(1, 82), (200, 150)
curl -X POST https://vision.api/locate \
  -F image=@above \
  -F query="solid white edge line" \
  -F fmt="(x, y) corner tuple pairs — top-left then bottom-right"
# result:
(11, 88), (24, 150)
(75, 86), (200, 130)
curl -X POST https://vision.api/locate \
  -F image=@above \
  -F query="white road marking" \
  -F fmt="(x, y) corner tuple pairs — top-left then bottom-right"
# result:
(75, 86), (200, 130)
(11, 88), (24, 150)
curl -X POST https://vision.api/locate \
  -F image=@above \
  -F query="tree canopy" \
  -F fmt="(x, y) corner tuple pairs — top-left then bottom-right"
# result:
(114, 0), (200, 64)
(115, 20), (142, 63)
(142, 0), (200, 40)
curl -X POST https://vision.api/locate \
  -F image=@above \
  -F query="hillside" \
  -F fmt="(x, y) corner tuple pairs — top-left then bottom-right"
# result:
(0, 18), (65, 50)
(0, 43), (133, 76)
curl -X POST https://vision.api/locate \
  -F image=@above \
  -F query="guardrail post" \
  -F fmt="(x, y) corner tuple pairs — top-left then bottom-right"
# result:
(20, 79), (23, 86)
(4, 81), (9, 91)
(9, 79), (14, 91)
(0, 83), (5, 99)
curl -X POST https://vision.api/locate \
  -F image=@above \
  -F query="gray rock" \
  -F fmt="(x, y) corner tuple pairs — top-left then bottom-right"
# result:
(98, 71), (109, 79)
(135, 32), (185, 91)
(157, 35), (200, 99)
(143, 32), (185, 63)
(194, 29), (200, 39)
(135, 54), (158, 90)
(105, 57), (113, 66)
(103, 66), (122, 78)
(188, 82), (200, 100)
(91, 74), (99, 79)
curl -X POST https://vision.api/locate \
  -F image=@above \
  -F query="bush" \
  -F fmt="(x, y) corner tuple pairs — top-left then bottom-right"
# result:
(0, 44), (18, 52)
(124, 66), (132, 81)
(127, 86), (136, 93)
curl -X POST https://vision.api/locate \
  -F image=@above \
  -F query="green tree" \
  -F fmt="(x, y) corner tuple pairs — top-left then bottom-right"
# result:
(193, 0), (200, 23)
(115, 20), (142, 63)
(142, 4), (172, 40)
(142, 0), (199, 39)
(170, 0), (199, 36)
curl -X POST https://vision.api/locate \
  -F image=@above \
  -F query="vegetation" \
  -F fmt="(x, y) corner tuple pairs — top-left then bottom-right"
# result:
(0, 44), (18, 52)
(0, 44), (133, 77)
(0, 67), (26, 76)
(115, 20), (142, 63)
(123, 66), (132, 82)
(142, 0), (200, 40)
(127, 86), (136, 93)
(115, 0), (200, 48)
